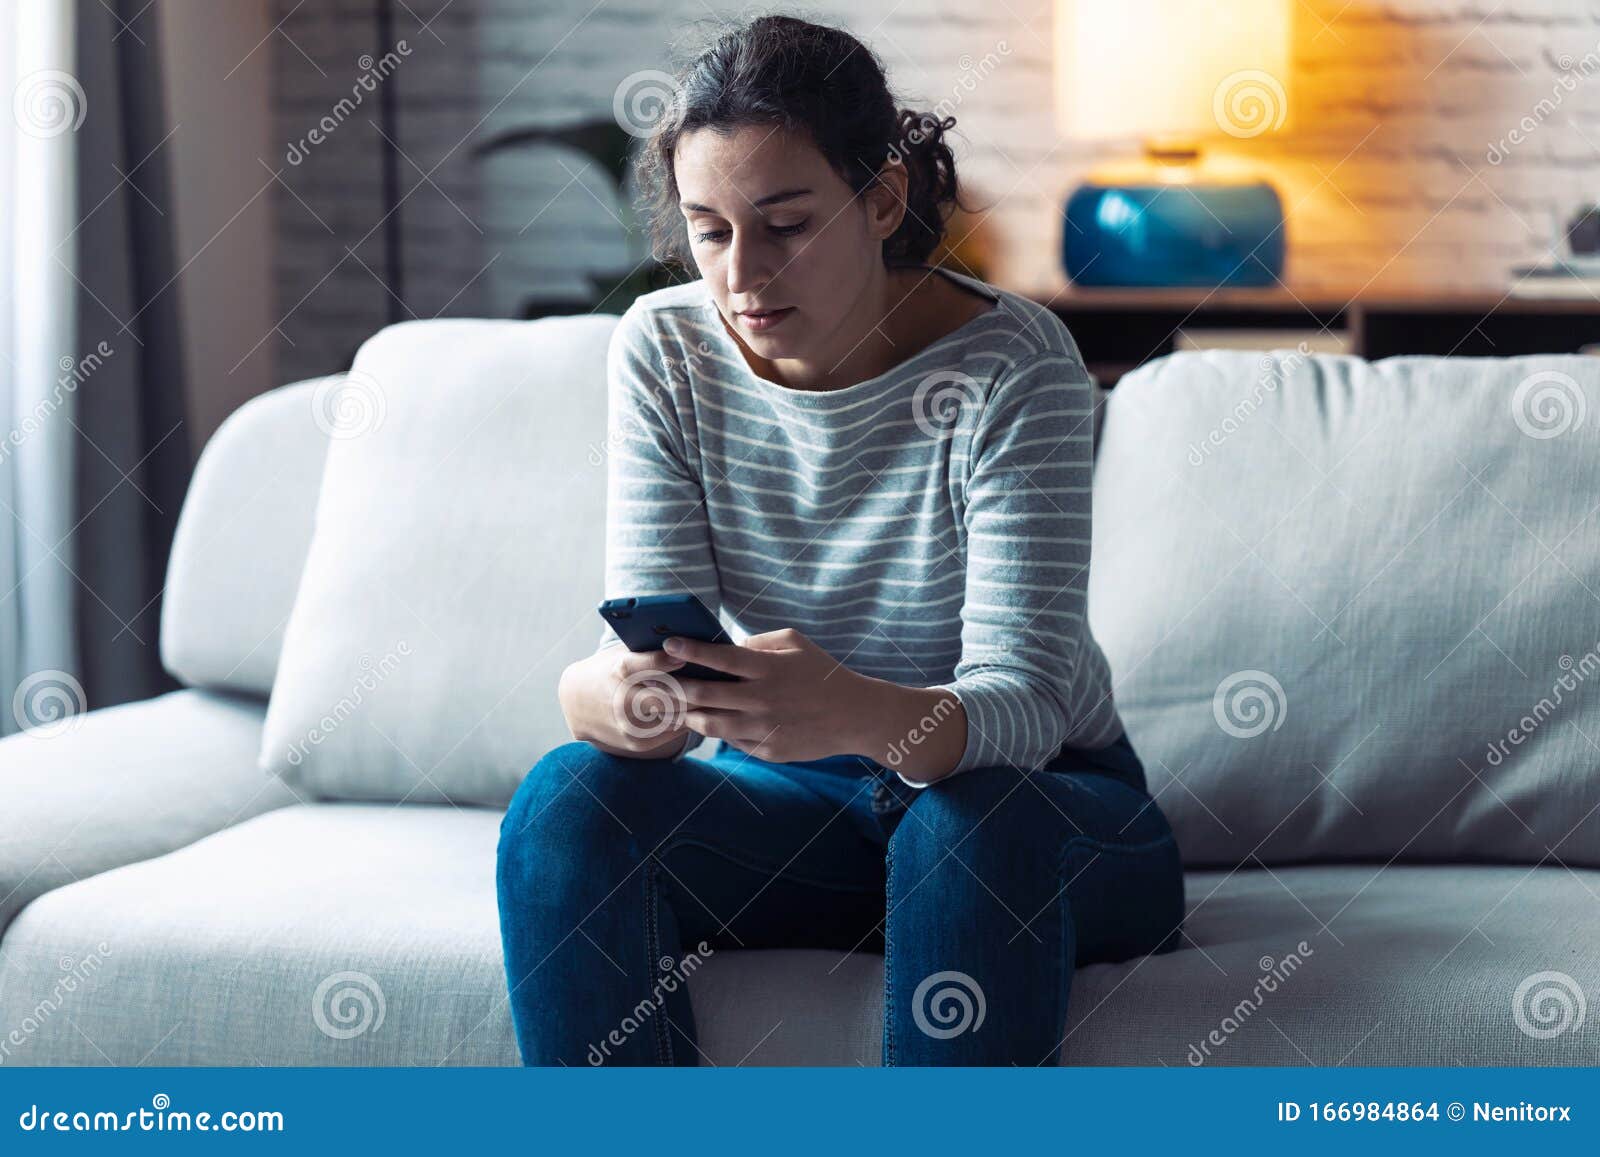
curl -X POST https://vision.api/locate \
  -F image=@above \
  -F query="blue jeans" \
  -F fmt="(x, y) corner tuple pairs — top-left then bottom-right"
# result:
(496, 730), (1185, 1066)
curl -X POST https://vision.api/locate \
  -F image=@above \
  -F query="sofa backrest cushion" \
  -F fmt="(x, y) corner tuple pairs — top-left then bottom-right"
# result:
(1090, 349), (1600, 868)
(160, 378), (333, 697)
(257, 315), (617, 806)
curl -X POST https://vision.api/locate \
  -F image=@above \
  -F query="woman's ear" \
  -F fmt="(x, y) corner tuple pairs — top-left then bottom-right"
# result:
(863, 157), (910, 243)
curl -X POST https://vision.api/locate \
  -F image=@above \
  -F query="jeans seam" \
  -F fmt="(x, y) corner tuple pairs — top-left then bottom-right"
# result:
(1053, 858), (1074, 1068)
(1059, 830), (1176, 859)
(882, 836), (897, 1067)
(1042, 767), (1145, 795)
(642, 858), (674, 1066)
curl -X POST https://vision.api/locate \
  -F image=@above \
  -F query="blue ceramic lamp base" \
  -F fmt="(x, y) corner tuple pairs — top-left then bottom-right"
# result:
(1063, 180), (1285, 287)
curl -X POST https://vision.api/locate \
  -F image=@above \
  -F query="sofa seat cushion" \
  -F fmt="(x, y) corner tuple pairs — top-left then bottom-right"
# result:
(1, 802), (1594, 1065)
(0, 689), (294, 941)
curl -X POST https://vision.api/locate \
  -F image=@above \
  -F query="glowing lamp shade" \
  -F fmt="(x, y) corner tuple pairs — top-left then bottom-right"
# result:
(1054, 0), (1292, 286)
(1055, 0), (1291, 144)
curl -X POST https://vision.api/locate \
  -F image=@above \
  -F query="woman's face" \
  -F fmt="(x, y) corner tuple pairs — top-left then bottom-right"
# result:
(674, 123), (904, 365)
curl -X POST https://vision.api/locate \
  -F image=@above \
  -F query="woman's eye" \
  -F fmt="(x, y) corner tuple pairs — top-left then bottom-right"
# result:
(692, 222), (807, 244)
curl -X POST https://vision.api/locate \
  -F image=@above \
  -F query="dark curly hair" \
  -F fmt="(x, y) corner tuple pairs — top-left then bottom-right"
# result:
(629, 13), (970, 275)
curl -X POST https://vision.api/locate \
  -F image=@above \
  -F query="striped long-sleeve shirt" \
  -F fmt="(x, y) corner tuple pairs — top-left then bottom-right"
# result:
(596, 266), (1125, 779)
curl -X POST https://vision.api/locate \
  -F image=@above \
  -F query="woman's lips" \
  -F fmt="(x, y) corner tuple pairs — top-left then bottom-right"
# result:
(738, 307), (795, 332)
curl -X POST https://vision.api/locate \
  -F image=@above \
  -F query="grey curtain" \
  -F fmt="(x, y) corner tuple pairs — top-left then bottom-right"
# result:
(71, 0), (192, 709)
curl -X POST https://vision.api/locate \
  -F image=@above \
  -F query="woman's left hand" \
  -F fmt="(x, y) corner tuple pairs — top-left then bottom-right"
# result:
(661, 627), (876, 764)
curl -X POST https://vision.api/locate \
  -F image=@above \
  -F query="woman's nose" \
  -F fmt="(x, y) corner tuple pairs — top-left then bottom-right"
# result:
(725, 231), (775, 296)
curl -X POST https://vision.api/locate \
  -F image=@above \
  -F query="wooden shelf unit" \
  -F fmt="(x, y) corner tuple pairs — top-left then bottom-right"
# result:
(1017, 282), (1600, 388)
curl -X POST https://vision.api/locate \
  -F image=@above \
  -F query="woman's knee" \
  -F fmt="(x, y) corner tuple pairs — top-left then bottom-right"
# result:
(896, 768), (1056, 876)
(499, 741), (642, 861)
(888, 767), (1026, 867)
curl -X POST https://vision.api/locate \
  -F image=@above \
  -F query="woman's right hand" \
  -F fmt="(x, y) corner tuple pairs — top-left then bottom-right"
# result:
(558, 645), (695, 759)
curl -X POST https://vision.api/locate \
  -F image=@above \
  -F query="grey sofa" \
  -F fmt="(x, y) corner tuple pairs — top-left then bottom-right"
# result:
(1, 315), (1596, 1066)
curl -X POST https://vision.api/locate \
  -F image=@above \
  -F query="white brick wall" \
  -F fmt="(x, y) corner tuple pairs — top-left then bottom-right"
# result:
(271, 0), (1600, 381)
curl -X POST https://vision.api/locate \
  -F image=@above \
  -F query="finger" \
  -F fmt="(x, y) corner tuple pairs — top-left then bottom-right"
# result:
(662, 637), (761, 678)
(615, 648), (686, 676)
(682, 708), (758, 740)
(675, 677), (760, 711)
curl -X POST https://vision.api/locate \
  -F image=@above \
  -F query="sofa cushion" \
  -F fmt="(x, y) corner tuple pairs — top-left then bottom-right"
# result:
(3, 801), (1593, 1065)
(257, 316), (617, 806)
(1091, 350), (1600, 868)
(0, 689), (294, 940)
(161, 377), (333, 697)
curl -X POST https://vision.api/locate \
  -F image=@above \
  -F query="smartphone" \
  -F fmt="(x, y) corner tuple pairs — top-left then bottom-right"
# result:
(597, 593), (741, 681)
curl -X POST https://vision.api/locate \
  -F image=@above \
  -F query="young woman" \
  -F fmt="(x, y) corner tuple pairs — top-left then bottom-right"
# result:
(497, 14), (1185, 1067)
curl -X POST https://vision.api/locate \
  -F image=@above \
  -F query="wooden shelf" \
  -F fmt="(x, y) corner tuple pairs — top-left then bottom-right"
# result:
(1014, 280), (1600, 387)
(1022, 281), (1600, 312)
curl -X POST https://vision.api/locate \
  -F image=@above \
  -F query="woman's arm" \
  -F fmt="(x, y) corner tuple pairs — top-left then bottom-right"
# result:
(917, 350), (1100, 777)
(563, 305), (722, 759)
(848, 680), (967, 784)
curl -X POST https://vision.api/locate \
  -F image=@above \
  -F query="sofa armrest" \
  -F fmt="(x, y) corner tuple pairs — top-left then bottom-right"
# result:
(0, 689), (298, 940)
(160, 377), (333, 698)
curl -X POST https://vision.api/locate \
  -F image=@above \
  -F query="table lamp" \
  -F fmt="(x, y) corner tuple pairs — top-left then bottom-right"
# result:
(1054, 0), (1291, 286)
